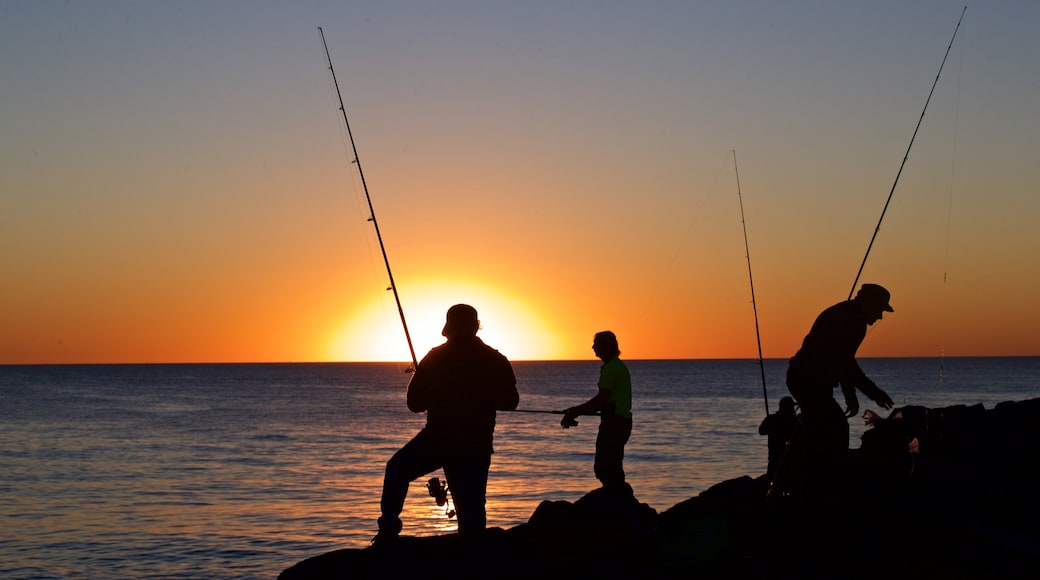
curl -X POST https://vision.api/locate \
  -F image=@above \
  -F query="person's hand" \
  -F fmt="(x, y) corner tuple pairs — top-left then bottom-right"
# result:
(862, 409), (883, 427)
(874, 390), (894, 411)
(908, 437), (921, 455)
(844, 397), (860, 418)
(560, 408), (579, 429)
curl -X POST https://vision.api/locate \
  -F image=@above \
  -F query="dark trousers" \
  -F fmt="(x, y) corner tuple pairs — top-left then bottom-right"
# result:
(594, 415), (632, 489)
(378, 429), (491, 536)
(784, 385), (850, 496)
(796, 395), (850, 461)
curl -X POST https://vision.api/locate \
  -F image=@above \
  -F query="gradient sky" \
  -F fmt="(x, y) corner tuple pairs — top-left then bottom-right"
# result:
(3, 1), (1038, 364)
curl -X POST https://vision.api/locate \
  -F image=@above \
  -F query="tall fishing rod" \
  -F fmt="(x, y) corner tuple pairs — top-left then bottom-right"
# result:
(318, 27), (419, 372)
(849, 6), (967, 299)
(733, 150), (769, 416)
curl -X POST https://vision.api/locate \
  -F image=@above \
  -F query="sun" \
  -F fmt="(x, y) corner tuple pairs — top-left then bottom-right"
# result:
(328, 279), (561, 362)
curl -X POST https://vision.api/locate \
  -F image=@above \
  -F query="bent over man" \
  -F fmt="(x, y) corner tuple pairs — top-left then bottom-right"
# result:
(785, 284), (895, 475)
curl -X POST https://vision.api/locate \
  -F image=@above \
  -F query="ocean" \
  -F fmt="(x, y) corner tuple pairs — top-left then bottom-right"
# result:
(2, 358), (1039, 579)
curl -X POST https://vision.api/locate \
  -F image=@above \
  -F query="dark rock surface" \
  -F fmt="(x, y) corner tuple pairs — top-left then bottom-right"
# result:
(279, 398), (1040, 579)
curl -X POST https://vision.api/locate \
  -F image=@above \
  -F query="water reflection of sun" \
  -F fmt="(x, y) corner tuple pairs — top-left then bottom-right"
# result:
(329, 280), (560, 362)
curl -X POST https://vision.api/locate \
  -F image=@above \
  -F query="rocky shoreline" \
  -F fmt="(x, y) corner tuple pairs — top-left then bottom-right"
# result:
(279, 398), (1040, 579)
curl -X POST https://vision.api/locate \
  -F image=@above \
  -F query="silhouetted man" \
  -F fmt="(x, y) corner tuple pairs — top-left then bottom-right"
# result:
(375, 304), (519, 543)
(759, 395), (798, 480)
(785, 284), (895, 477)
(561, 331), (633, 492)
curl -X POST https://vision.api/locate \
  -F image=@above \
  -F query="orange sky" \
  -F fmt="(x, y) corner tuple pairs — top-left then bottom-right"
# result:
(3, 2), (1039, 364)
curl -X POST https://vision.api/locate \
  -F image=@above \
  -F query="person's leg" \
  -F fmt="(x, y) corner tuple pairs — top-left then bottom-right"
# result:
(784, 389), (829, 494)
(378, 431), (441, 538)
(594, 416), (632, 489)
(793, 398), (849, 501)
(821, 397), (850, 458)
(442, 456), (491, 535)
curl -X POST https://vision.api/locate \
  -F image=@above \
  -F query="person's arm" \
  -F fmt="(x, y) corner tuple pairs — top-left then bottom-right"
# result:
(839, 352), (870, 417)
(406, 371), (430, 413)
(841, 383), (860, 418)
(494, 359), (520, 411)
(561, 390), (610, 428)
(840, 357), (894, 413)
(406, 354), (434, 413)
(856, 379), (894, 411)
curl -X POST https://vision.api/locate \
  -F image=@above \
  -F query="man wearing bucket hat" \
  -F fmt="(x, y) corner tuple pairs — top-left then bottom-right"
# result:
(784, 284), (895, 480)
(374, 304), (519, 544)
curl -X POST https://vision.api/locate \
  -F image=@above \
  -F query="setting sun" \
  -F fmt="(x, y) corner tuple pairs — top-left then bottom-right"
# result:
(328, 279), (561, 362)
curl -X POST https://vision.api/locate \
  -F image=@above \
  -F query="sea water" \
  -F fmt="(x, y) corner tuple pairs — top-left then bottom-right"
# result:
(2, 358), (1038, 579)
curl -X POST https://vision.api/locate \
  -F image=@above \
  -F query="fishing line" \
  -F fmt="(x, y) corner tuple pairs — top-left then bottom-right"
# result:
(330, 80), (385, 316)
(325, 78), (401, 371)
(319, 27), (420, 372)
(663, 151), (732, 276)
(848, 6), (967, 299)
(939, 22), (966, 386)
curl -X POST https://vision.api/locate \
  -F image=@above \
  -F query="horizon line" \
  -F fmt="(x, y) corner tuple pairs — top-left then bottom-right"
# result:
(3, 354), (1038, 367)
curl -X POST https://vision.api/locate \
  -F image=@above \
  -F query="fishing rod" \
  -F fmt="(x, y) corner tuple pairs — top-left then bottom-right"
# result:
(508, 408), (601, 428)
(733, 150), (769, 416)
(508, 409), (601, 416)
(848, 6), (967, 299)
(318, 27), (419, 372)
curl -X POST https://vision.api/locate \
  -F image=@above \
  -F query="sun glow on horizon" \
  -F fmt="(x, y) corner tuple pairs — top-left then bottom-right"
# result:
(328, 280), (561, 362)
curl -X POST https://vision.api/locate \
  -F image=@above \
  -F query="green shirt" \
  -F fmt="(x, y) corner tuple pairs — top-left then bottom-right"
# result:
(598, 357), (632, 418)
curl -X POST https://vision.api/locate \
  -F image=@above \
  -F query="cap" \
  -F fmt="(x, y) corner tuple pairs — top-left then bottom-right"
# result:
(442, 304), (479, 337)
(856, 283), (894, 312)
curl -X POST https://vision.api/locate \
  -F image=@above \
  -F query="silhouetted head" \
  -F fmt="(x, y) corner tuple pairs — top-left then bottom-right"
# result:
(855, 283), (893, 325)
(855, 283), (894, 312)
(779, 396), (796, 414)
(441, 304), (480, 339)
(592, 331), (620, 360)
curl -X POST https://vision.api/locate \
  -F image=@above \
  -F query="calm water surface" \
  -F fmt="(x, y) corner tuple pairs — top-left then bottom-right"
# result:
(2, 358), (1038, 579)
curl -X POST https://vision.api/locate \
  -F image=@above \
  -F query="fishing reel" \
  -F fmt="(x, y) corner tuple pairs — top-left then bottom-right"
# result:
(426, 477), (455, 518)
(426, 477), (449, 506)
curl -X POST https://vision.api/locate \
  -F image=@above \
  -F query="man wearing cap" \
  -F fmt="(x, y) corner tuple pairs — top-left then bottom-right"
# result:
(560, 330), (633, 493)
(375, 304), (519, 544)
(784, 284), (895, 476)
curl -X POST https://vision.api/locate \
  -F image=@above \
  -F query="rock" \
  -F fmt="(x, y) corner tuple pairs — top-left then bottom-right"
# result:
(279, 398), (1040, 579)
(523, 482), (657, 571)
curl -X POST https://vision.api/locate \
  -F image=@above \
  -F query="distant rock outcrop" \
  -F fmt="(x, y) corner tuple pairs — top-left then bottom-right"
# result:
(279, 398), (1040, 579)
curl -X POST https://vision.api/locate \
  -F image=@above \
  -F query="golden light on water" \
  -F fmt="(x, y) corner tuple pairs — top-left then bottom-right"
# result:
(329, 280), (562, 362)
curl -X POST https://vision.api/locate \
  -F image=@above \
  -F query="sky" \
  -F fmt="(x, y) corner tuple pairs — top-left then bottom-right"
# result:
(2, 1), (1038, 364)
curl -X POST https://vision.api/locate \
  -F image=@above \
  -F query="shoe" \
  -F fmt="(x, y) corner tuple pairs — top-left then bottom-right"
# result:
(370, 532), (399, 548)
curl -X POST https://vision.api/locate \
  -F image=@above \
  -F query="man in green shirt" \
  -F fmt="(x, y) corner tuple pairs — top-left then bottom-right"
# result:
(561, 331), (633, 490)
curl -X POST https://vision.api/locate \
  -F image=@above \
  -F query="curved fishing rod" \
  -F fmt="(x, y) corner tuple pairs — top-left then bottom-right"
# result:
(318, 27), (419, 372)
(849, 6), (967, 299)
(733, 150), (770, 416)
